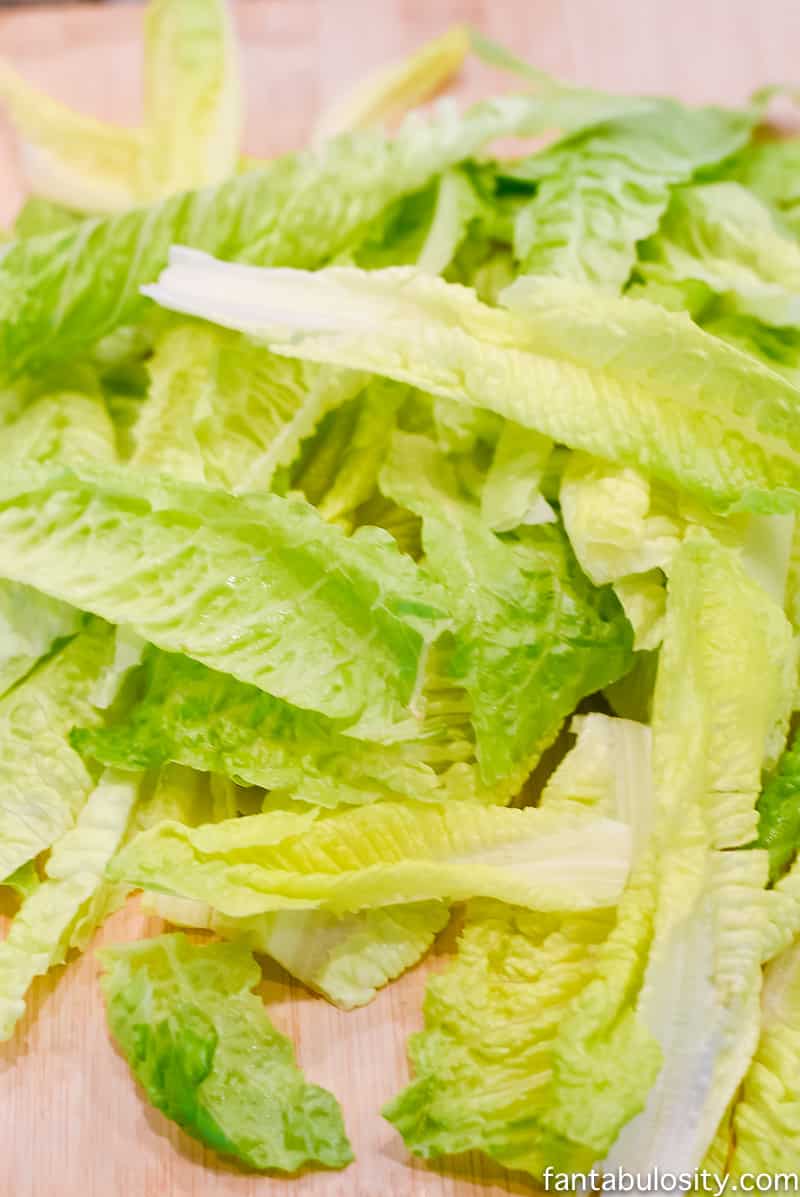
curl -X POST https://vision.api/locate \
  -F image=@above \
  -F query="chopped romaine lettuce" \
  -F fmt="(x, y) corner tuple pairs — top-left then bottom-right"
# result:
(146, 252), (800, 514)
(0, 461), (449, 733)
(99, 932), (353, 1171)
(108, 798), (632, 916)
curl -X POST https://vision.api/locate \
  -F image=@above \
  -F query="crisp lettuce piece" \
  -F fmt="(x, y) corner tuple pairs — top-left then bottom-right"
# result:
(754, 729), (800, 884)
(133, 320), (363, 490)
(0, 462), (448, 734)
(72, 646), (445, 807)
(0, 89), (630, 379)
(541, 713), (654, 855)
(638, 181), (800, 326)
(733, 137), (800, 240)
(13, 197), (82, 239)
(109, 799), (632, 916)
(0, 0), (241, 213)
(99, 932), (353, 1171)
(418, 535), (792, 1178)
(0, 57), (143, 212)
(511, 103), (756, 291)
(598, 535), (794, 1172)
(1, 372), (116, 467)
(560, 454), (685, 586)
(147, 254), (800, 514)
(140, 0), (242, 196)
(384, 901), (617, 1171)
(719, 937), (800, 1177)
(0, 581), (83, 699)
(480, 422), (554, 532)
(316, 379), (407, 525)
(0, 769), (139, 1040)
(0, 621), (113, 882)
(380, 432), (633, 782)
(383, 712), (651, 1172)
(314, 26), (470, 140)
(415, 169), (483, 276)
(1, 861), (40, 900)
(145, 893), (449, 1010)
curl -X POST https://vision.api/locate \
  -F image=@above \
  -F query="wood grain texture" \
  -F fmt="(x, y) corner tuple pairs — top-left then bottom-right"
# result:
(1, 2), (799, 1194)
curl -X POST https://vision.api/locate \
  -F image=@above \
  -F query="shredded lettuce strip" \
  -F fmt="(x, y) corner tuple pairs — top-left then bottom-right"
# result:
(4, 12), (800, 1187)
(145, 252), (800, 515)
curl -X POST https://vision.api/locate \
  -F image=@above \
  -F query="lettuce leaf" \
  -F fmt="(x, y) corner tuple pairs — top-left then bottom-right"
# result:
(511, 103), (755, 291)
(0, 57), (143, 213)
(380, 431), (633, 782)
(99, 932), (353, 1171)
(0, 89), (631, 379)
(384, 901), (618, 1170)
(733, 137), (800, 241)
(754, 730), (800, 884)
(133, 319), (363, 489)
(140, 0), (242, 196)
(147, 253), (800, 514)
(598, 534), (794, 1171)
(0, 769), (139, 1040)
(384, 708), (655, 1171)
(480, 421), (554, 532)
(0, 462), (449, 733)
(0, 581), (83, 699)
(0, 620), (113, 882)
(109, 799), (632, 916)
(314, 26), (470, 140)
(720, 937), (800, 1177)
(0, 0), (241, 214)
(637, 181), (800, 326)
(145, 892), (449, 1010)
(400, 535), (793, 1179)
(72, 646), (445, 807)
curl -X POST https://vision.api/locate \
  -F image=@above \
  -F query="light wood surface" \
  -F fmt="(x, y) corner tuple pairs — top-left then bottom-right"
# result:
(1, 2), (799, 1195)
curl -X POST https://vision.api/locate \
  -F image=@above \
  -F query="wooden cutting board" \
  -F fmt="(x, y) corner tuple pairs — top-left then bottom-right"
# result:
(1, 3), (798, 1195)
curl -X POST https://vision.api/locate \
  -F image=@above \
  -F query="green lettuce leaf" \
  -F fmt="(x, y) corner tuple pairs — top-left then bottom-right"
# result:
(72, 646), (446, 807)
(597, 534), (794, 1171)
(140, 0), (242, 197)
(314, 26), (470, 140)
(0, 461), (449, 733)
(380, 431), (633, 782)
(381, 708), (658, 1172)
(403, 535), (793, 1178)
(316, 379), (407, 525)
(0, 581), (83, 699)
(541, 713), (654, 853)
(144, 892), (449, 1010)
(1, 371), (116, 467)
(147, 254), (800, 514)
(1, 861), (40, 900)
(99, 932), (353, 1171)
(733, 137), (800, 240)
(0, 620), (113, 882)
(720, 937), (800, 1177)
(12, 197), (82, 239)
(0, 57), (143, 213)
(133, 319), (363, 489)
(0, 0), (241, 214)
(383, 900), (618, 1171)
(109, 799), (632, 917)
(480, 421), (554, 532)
(0, 768), (140, 1040)
(754, 729), (800, 884)
(511, 103), (755, 291)
(0, 89), (636, 379)
(637, 181), (800, 326)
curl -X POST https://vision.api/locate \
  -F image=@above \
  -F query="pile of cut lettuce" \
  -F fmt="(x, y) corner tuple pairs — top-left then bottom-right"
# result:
(3, 0), (800, 1182)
